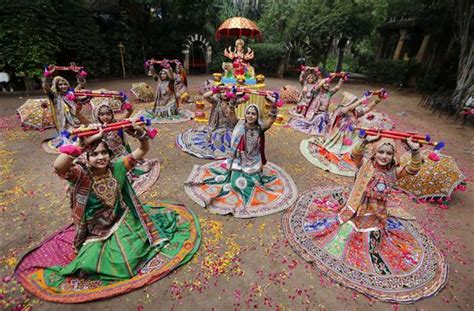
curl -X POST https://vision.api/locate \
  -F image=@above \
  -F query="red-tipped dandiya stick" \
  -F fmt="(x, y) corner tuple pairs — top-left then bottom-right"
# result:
(70, 119), (140, 135)
(357, 127), (444, 148)
(75, 122), (145, 138)
(74, 91), (124, 99)
(357, 127), (427, 140)
(48, 65), (85, 72)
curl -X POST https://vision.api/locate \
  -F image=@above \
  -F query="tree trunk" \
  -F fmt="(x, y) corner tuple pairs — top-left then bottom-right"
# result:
(23, 77), (34, 91)
(335, 37), (348, 73)
(322, 43), (331, 69)
(452, 0), (473, 110)
(452, 40), (473, 109)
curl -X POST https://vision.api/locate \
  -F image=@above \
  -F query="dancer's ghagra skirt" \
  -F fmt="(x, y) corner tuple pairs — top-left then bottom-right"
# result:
(15, 202), (201, 303)
(282, 187), (448, 303)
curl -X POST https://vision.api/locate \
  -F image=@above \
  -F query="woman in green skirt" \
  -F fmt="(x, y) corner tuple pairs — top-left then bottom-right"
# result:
(15, 123), (201, 303)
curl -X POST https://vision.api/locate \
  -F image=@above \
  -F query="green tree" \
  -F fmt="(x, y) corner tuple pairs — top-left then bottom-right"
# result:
(0, 0), (60, 89)
(282, 0), (372, 69)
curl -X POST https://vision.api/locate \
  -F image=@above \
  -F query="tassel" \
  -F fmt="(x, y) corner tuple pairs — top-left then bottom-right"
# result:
(121, 102), (133, 111)
(342, 137), (353, 146)
(428, 152), (440, 162)
(434, 141), (445, 151)
(43, 66), (52, 77)
(60, 130), (71, 139)
(225, 91), (236, 99)
(379, 89), (388, 99)
(65, 91), (76, 101)
(58, 144), (83, 156)
(147, 128), (158, 139)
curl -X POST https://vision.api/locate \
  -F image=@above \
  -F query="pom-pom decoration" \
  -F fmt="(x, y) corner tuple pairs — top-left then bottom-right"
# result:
(58, 145), (83, 157)
(147, 128), (158, 139)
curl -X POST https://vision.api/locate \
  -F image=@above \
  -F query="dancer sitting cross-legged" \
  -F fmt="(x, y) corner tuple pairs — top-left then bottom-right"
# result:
(15, 126), (201, 303)
(81, 100), (160, 196)
(288, 72), (347, 136)
(300, 90), (389, 176)
(185, 95), (298, 218)
(283, 134), (448, 303)
(176, 87), (250, 159)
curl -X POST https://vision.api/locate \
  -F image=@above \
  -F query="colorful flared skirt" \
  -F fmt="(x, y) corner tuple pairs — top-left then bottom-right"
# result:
(15, 202), (201, 303)
(184, 161), (298, 218)
(176, 126), (233, 160)
(129, 159), (161, 196)
(135, 107), (194, 125)
(282, 187), (448, 303)
(300, 138), (358, 177)
(288, 112), (329, 136)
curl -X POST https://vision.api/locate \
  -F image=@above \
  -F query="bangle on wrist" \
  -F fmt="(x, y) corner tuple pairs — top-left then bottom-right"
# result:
(137, 131), (148, 141)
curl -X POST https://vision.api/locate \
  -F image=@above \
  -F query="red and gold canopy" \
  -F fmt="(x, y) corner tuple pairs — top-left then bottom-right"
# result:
(216, 17), (262, 41)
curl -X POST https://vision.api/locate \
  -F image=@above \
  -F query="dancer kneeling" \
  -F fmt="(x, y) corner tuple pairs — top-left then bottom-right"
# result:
(176, 87), (250, 159)
(15, 127), (201, 303)
(185, 97), (298, 218)
(283, 135), (447, 303)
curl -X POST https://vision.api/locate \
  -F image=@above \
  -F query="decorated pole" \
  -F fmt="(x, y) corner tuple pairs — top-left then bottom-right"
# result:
(118, 42), (126, 78)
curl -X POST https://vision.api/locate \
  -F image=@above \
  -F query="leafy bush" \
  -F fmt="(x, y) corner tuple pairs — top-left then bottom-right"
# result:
(357, 58), (409, 84)
(322, 55), (359, 73)
(250, 43), (284, 75)
(208, 52), (226, 73)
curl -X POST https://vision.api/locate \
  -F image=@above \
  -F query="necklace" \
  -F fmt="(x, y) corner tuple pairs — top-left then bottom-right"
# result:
(91, 169), (118, 209)
(245, 127), (260, 154)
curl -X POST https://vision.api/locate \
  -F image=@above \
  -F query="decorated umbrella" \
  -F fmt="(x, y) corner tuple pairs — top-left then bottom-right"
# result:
(216, 17), (263, 40)
(17, 98), (55, 131)
(395, 149), (466, 201)
(130, 82), (155, 102)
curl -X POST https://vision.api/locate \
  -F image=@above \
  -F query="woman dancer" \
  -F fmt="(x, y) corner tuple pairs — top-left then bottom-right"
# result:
(41, 67), (87, 153)
(283, 135), (448, 303)
(185, 97), (298, 218)
(300, 90), (387, 176)
(289, 74), (346, 136)
(15, 126), (201, 303)
(140, 61), (193, 123)
(174, 61), (190, 106)
(83, 100), (160, 196)
(176, 87), (250, 159)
